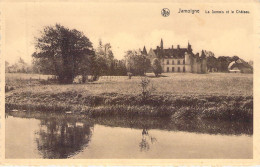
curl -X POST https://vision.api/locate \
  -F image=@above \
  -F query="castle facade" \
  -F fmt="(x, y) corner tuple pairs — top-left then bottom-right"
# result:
(142, 39), (207, 73)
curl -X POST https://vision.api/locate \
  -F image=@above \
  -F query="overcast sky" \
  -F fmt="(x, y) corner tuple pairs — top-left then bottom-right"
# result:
(3, 1), (257, 64)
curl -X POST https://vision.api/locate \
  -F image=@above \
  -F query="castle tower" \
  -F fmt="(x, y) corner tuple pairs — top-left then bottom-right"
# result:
(184, 52), (191, 72)
(201, 50), (207, 73)
(192, 53), (200, 73)
(188, 41), (192, 53)
(185, 52), (190, 65)
(160, 38), (163, 50)
(142, 46), (147, 55)
(201, 50), (206, 58)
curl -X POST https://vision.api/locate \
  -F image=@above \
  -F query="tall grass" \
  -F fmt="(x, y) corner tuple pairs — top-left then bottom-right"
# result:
(6, 93), (253, 122)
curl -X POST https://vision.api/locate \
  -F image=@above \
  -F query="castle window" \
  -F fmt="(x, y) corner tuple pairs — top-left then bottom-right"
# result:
(167, 60), (169, 65)
(183, 59), (185, 64)
(172, 60), (174, 65)
(178, 60), (180, 65)
(178, 67), (180, 72)
(172, 67), (174, 72)
(167, 67), (169, 72)
(183, 66), (185, 72)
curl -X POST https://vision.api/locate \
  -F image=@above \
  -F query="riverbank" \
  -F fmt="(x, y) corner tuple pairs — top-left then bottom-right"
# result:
(6, 91), (253, 122)
(5, 73), (253, 122)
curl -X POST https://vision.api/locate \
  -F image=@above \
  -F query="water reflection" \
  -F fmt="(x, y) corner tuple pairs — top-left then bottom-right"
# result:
(35, 117), (93, 158)
(6, 110), (253, 135)
(93, 116), (253, 136)
(139, 129), (157, 152)
(5, 111), (253, 159)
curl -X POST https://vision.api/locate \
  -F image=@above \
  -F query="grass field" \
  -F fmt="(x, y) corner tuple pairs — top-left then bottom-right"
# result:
(6, 72), (253, 96)
(5, 73), (54, 90)
(5, 72), (253, 121)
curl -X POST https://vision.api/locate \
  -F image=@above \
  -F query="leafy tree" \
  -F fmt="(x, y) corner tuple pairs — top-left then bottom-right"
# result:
(218, 56), (232, 72)
(91, 55), (108, 81)
(125, 50), (151, 76)
(206, 56), (218, 72)
(91, 39), (127, 79)
(95, 40), (115, 76)
(18, 57), (30, 73)
(32, 54), (55, 74)
(114, 59), (127, 76)
(33, 24), (94, 84)
(7, 57), (31, 73)
(203, 51), (217, 72)
(152, 58), (162, 77)
(231, 55), (239, 61)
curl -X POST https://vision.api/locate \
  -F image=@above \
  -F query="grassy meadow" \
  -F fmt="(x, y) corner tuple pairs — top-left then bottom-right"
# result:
(5, 72), (253, 122)
(5, 73), (54, 90)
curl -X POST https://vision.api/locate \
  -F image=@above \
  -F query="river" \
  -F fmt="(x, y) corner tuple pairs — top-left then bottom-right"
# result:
(5, 111), (252, 159)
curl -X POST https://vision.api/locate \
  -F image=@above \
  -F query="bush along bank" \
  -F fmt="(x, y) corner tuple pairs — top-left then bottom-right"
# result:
(5, 92), (253, 123)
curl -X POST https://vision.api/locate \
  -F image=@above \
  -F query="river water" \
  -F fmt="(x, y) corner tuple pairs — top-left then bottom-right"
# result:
(5, 111), (253, 159)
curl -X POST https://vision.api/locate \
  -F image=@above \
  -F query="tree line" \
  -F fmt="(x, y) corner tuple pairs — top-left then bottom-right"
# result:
(124, 50), (162, 77)
(5, 24), (160, 84)
(31, 24), (129, 84)
(30, 24), (160, 83)
(6, 24), (252, 84)
(205, 51), (250, 72)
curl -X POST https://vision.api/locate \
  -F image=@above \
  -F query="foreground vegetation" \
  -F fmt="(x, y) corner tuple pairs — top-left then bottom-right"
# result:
(5, 73), (253, 122)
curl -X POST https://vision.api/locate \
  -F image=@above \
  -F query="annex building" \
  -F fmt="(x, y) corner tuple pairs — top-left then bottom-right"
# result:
(142, 39), (207, 73)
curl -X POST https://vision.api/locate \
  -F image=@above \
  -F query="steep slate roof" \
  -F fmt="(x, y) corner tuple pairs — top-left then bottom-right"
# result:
(153, 48), (189, 59)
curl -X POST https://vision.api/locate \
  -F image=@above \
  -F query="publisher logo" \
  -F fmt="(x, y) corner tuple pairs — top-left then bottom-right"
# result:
(161, 8), (170, 17)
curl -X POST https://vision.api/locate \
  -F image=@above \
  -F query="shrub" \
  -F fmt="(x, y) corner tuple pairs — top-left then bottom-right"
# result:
(139, 77), (155, 102)
(171, 107), (198, 120)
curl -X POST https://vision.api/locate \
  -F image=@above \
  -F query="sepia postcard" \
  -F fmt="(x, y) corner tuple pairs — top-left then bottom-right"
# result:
(0, 0), (260, 166)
